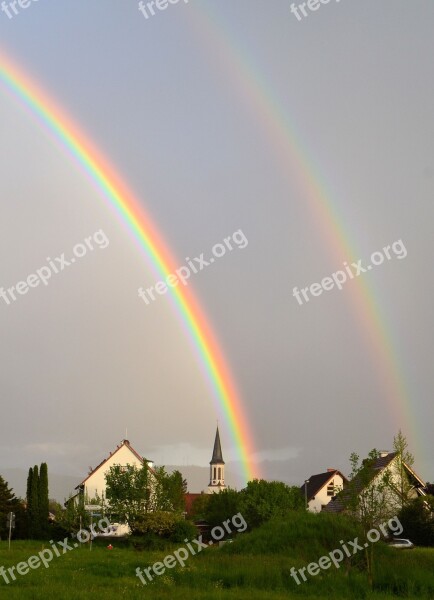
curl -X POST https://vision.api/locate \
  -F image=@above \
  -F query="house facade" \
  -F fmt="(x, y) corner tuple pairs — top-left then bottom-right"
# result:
(301, 469), (348, 512)
(71, 439), (153, 504)
(324, 451), (426, 515)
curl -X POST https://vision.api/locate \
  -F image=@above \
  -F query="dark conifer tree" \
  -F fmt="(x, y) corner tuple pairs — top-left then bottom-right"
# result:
(26, 467), (33, 536)
(38, 463), (49, 538)
(29, 465), (40, 538)
(0, 475), (17, 540)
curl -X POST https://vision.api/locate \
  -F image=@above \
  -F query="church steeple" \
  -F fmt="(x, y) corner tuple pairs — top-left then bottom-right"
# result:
(207, 426), (226, 493)
(210, 426), (225, 465)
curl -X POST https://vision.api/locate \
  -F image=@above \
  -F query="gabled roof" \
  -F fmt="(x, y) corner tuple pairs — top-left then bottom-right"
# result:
(300, 470), (348, 501)
(324, 452), (426, 513)
(75, 439), (149, 489)
(403, 461), (426, 488)
(372, 451), (397, 470)
(210, 427), (225, 465)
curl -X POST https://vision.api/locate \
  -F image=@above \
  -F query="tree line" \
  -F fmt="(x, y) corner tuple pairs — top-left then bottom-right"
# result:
(1, 431), (434, 553)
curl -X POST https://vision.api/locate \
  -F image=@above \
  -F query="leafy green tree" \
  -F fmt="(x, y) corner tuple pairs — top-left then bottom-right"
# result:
(391, 430), (415, 510)
(203, 488), (241, 527)
(169, 519), (198, 543)
(38, 463), (49, 538)
(425, 482), (434, 496)
(12, 499), (27, 540)
(398, 496), (434, 546)
(61, 492), (90, 534)
(191, 493), (210, 520)
(340, 450), (396, 586)
(159, 469), (187, 512)
(344, 450), (395, 525)
(105, 463), (188, 533)
(239, 479), (304, 529)
(105, 463), (153, 525)
(131, 511), (180, 536)
(48, 499), (64, 520)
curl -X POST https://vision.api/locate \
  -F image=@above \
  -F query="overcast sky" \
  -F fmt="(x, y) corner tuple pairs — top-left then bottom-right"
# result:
(1, 1), (433, 495)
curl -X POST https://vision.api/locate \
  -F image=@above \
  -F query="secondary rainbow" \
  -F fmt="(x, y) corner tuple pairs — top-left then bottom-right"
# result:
(0, 49), (258, 483)
(189, 4), (419, 452)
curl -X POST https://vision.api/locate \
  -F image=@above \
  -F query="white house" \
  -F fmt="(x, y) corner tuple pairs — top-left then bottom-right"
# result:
(70, 439), (153, 504)
(324, 451), (426, 515)
(301, 469), (348, 512)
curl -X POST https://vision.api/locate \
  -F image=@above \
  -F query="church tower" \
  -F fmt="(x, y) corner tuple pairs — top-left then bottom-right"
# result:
(207, 426), (226, 493)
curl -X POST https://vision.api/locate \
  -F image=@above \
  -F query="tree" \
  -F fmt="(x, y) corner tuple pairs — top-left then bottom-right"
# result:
(154, 468), (187, 513)
(398, 496), (434, 546)
(0, 475), (18, 540)
(38, 463), (49, 538)
(340, 450), (396, 586)
(162, 469), (187, 512)
(239, 479), (304, 529)
(61, 493), (90, 535)
(29, 465), (40, 539)
(425, 482), (434, 496)
(26, 467), (33, 536)
(105, 462), (188, 534)
(191, 493), (210, 520)
(204, 488), (241, 527)
(48, 499), (64, 521)
(391, 430), (415, 510)
(105, 463), (153, 525)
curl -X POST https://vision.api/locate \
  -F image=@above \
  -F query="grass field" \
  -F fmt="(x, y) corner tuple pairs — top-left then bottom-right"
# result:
(1, 513), (434, 599)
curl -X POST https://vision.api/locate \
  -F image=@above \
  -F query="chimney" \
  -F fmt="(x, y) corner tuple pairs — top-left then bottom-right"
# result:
(327, 468), (336, 472)
(379, 450), (389, 458)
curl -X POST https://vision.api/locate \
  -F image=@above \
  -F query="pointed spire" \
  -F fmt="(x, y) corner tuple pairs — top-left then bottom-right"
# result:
(210, 426), (225, 465)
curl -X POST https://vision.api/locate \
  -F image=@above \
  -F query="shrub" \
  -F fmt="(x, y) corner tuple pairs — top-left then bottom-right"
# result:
(169, 519), (198, 543)
(130, 511), (180, 536)
(398, 497), (434, 546)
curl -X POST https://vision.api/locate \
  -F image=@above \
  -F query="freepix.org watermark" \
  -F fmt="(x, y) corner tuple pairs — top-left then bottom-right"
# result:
(138, 229), (248, 307)
(0, 229), (109, 307)
(135, 512), (247, 585)
(1, 0), (39, 20)
(0, 518), (111, 585)
(138, 0), (188, 20)
(289, 516), (403, 586)
(293, 239), (407, 306)
(290, 0), (341, 22)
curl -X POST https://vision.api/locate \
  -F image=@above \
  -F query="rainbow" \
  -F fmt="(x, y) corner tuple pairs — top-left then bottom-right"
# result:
(0, 49), (258, 484)
(189, 4), (419, 454)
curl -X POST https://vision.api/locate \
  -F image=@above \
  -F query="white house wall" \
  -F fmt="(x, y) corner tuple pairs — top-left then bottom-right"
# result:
(83, 445), (144, 500)
(308, 474), (345, 512)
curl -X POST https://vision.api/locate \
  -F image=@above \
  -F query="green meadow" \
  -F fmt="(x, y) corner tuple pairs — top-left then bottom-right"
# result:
(1, 513), (434, 599)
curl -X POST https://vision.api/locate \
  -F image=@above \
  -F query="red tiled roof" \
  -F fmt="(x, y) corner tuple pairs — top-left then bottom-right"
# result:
(184, 493), (202, 516)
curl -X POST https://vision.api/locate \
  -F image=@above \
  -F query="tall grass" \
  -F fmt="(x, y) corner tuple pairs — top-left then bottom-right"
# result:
(1, 512), (434, 599)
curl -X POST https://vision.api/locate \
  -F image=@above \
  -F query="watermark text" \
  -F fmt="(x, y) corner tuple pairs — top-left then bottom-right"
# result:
(293, 239), (407, 306)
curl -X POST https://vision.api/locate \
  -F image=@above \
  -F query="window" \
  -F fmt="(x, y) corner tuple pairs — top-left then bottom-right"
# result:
(218, 467), (221, 480)
(327, 480), (334, 496)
